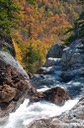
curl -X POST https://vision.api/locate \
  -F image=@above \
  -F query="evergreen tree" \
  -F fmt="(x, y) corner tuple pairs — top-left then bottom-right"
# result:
(77, 0), (84, 38)
(75, 0), (84, 38)
(23, 43), (43, 73)
(0, 0), (19, 34)
(64, 0), (84, 44)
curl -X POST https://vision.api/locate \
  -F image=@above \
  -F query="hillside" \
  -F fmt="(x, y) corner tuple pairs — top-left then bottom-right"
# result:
(0, 1), (84, 127)
(0, 0), (82, 73)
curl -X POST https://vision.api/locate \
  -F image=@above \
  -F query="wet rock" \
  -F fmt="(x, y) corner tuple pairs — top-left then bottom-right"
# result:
(59, 97), (84, 127)
(60, 72), (74, 82)
(30, 86), (71, 106)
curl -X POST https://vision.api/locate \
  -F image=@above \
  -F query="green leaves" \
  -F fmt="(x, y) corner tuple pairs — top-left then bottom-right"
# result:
(23, 43), (43, 73)
(64, 1), (84, 45)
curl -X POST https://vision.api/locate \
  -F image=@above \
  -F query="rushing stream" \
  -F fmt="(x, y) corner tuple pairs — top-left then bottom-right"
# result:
(0, 56), (84, 128)
(0, 89), (79, 128)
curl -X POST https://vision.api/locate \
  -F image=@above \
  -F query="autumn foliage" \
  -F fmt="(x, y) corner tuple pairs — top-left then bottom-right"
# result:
(1, 0), (82, 73)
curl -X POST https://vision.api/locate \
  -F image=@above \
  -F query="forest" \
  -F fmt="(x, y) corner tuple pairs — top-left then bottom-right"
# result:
(0, 0), (84, 73)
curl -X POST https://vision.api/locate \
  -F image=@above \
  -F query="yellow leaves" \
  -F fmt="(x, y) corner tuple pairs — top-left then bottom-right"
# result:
(13, 39), (25, 68)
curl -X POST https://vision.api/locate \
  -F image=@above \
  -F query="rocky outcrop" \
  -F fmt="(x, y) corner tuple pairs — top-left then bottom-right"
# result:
(30, 86), (71, 106)
(0, 65), (32, 117)
(62, 39), (84, 69)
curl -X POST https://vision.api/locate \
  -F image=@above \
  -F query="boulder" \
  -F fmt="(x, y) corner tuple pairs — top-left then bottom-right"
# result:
(60, 72), (74, 82)
(47, 44), (65, 58)
(30, 86), (71, 106)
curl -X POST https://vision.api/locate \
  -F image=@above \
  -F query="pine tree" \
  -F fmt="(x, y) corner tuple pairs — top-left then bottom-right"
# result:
(64, 0), (84, 44)
(0, 0), (19, 34)
(74, 0), (84, 38)
(77, 0), (84, 38)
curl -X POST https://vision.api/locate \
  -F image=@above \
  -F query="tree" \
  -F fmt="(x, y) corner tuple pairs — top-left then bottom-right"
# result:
(64, 0), (84, 44)
(77, 5), (84, 38)
(23, 43), (43, 73)
(0, 0), (19, 34)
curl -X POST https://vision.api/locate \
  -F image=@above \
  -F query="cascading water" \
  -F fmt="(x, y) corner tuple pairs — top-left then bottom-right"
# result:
(0, 57), (83, 128)
(0, 93), (79, 128)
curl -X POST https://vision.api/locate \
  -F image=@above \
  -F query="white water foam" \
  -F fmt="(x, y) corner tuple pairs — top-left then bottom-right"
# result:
(48, 57), (61, 61)
(37, 87), (50, 92)
(1, 98), (79, 128)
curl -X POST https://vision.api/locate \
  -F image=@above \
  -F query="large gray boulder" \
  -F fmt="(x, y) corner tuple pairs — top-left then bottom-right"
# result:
(47, 44), (65, 58)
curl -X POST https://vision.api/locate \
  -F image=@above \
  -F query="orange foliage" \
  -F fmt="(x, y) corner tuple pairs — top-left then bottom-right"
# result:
(11, 0), (81, 72)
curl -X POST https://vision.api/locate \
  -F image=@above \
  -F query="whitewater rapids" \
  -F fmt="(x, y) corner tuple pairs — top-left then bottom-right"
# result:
(0, 87), (79, 128)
